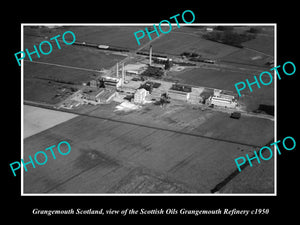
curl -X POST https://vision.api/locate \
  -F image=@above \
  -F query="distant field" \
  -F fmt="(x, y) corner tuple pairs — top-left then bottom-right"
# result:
(242, 35), (274, 56)
(24, 61), (98, 84)
(24, 37), (126, 71)
(219, 48), (273, 67)
(24, 26), (145, 50)
(24, 78), (76, 105)
(24, 105), (77, 138)
(141, 31), (239, 58)
(23, 103), (274, 193)
(168, 67), (253, 91)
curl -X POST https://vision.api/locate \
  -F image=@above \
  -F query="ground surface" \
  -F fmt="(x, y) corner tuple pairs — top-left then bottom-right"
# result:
(23, 103), (274, 194)
(23, 25), (275, 194)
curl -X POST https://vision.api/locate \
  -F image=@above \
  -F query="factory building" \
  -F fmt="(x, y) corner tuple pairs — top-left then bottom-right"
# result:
(167, 83), (192, 101)
(89, 79), (99, 88)
(168, 89), (190, 101)
(188, 87), (204, 104)
(82, 88), (116, 105)
(208, 89), (237, 108)
(102, 76), (122, 88)
(134, 88), (149, 104)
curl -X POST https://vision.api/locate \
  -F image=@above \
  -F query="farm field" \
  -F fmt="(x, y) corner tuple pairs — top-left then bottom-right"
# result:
(86, 102), (274, 147)
(24, 78), (75, 105)
(24, 60), (99, 84)
(24, 36), (126, 71)
(218, 48), (273, 67)
(23, 104), (274, 194)
(140, 31), (239, 58)
(242, 35), (274, 56)
(24, 105), (78, 138)
(218, 150), (274, 193)
(167, 67), (255, 91)
(24, 25), (145, 50)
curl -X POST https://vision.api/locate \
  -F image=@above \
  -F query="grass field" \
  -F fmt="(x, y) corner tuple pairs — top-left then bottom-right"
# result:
(24, 78), (75, 105)
(141, 31), (239, 58)
(219, 48), (273, 67)
(23, 103), (274, 194)
(24, 25), (145, 50)
(24, 105), (77, 138)
(24, 38), (126, 71)
(168, 67), (255, 91)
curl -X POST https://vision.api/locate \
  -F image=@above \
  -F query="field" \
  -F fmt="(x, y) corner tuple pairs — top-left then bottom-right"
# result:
(24, 35), (126, 71)
(24, 105), (78, 138)
(218, 48), (272, 67)
(24, 26), (145, 50)
(23, 103), (274, 194)
(141, 30), (239, 58)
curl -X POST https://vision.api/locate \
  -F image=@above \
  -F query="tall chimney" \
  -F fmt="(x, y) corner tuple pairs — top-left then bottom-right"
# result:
(116, 62), (119, 78)
(149, 45), (152, 66)
(122, 63), (125, 85)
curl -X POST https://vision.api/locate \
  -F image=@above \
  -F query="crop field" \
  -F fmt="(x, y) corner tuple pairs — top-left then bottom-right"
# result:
(242, 35), (274, 56)
(24, 78), (75, 105)
(141, 31), (239, 58)
(218, 48), (273, 67)
(86, 102), (274, 147)
(23, 103), (274, 194)
(24, 38), (126, 71)
(24, 26), (145, 50)
(167, 67), (254, 91)
(24, 105), (77, 138)
(24, 61), (99, 84)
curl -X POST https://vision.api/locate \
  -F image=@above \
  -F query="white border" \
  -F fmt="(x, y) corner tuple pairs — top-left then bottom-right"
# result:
(21, 23), (277, 196)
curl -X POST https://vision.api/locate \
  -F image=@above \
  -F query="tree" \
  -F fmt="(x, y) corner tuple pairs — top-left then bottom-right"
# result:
(248, 27), (262, 33)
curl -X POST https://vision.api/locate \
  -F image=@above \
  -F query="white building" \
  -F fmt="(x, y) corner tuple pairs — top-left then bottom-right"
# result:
(208, 89), (237, 108)
(134, 88), (149, 104)
(102, 76), (122, 88)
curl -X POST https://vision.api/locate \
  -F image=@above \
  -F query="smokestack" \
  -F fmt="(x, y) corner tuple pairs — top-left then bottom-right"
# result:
(149, 45), (152, 66)
(122, 63), (125, 85)
(116, 62), (119, 78)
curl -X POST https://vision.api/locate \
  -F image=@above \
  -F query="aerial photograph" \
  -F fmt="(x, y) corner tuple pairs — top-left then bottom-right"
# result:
(22, 24), (275, 194)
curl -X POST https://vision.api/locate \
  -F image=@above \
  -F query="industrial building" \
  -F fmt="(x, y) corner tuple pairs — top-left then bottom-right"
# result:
(89, 79), (99, 88)
(167, 83), (192, 102)
(208, 89), (237, 108)
(168, 89), (190, 101)
(134, 88), (149, 104)
(102, 76), (122, 88)
(81, 88), (116, 105)
(188, 87), (204, 104)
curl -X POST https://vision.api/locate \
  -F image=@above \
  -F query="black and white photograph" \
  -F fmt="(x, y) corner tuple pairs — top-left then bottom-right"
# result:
(4, 4), (298, 220)
(21, 24), (275, 195)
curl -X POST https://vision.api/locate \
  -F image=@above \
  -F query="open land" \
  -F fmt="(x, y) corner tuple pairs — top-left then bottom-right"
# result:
(23, 25), (275, 194)
(24, 103), (274, 193)
(24, 105), (78, 138)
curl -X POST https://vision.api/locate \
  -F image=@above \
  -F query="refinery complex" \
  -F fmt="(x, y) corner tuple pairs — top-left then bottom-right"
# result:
(58, 45), (239, 113)
(23, 25), (275, 194)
